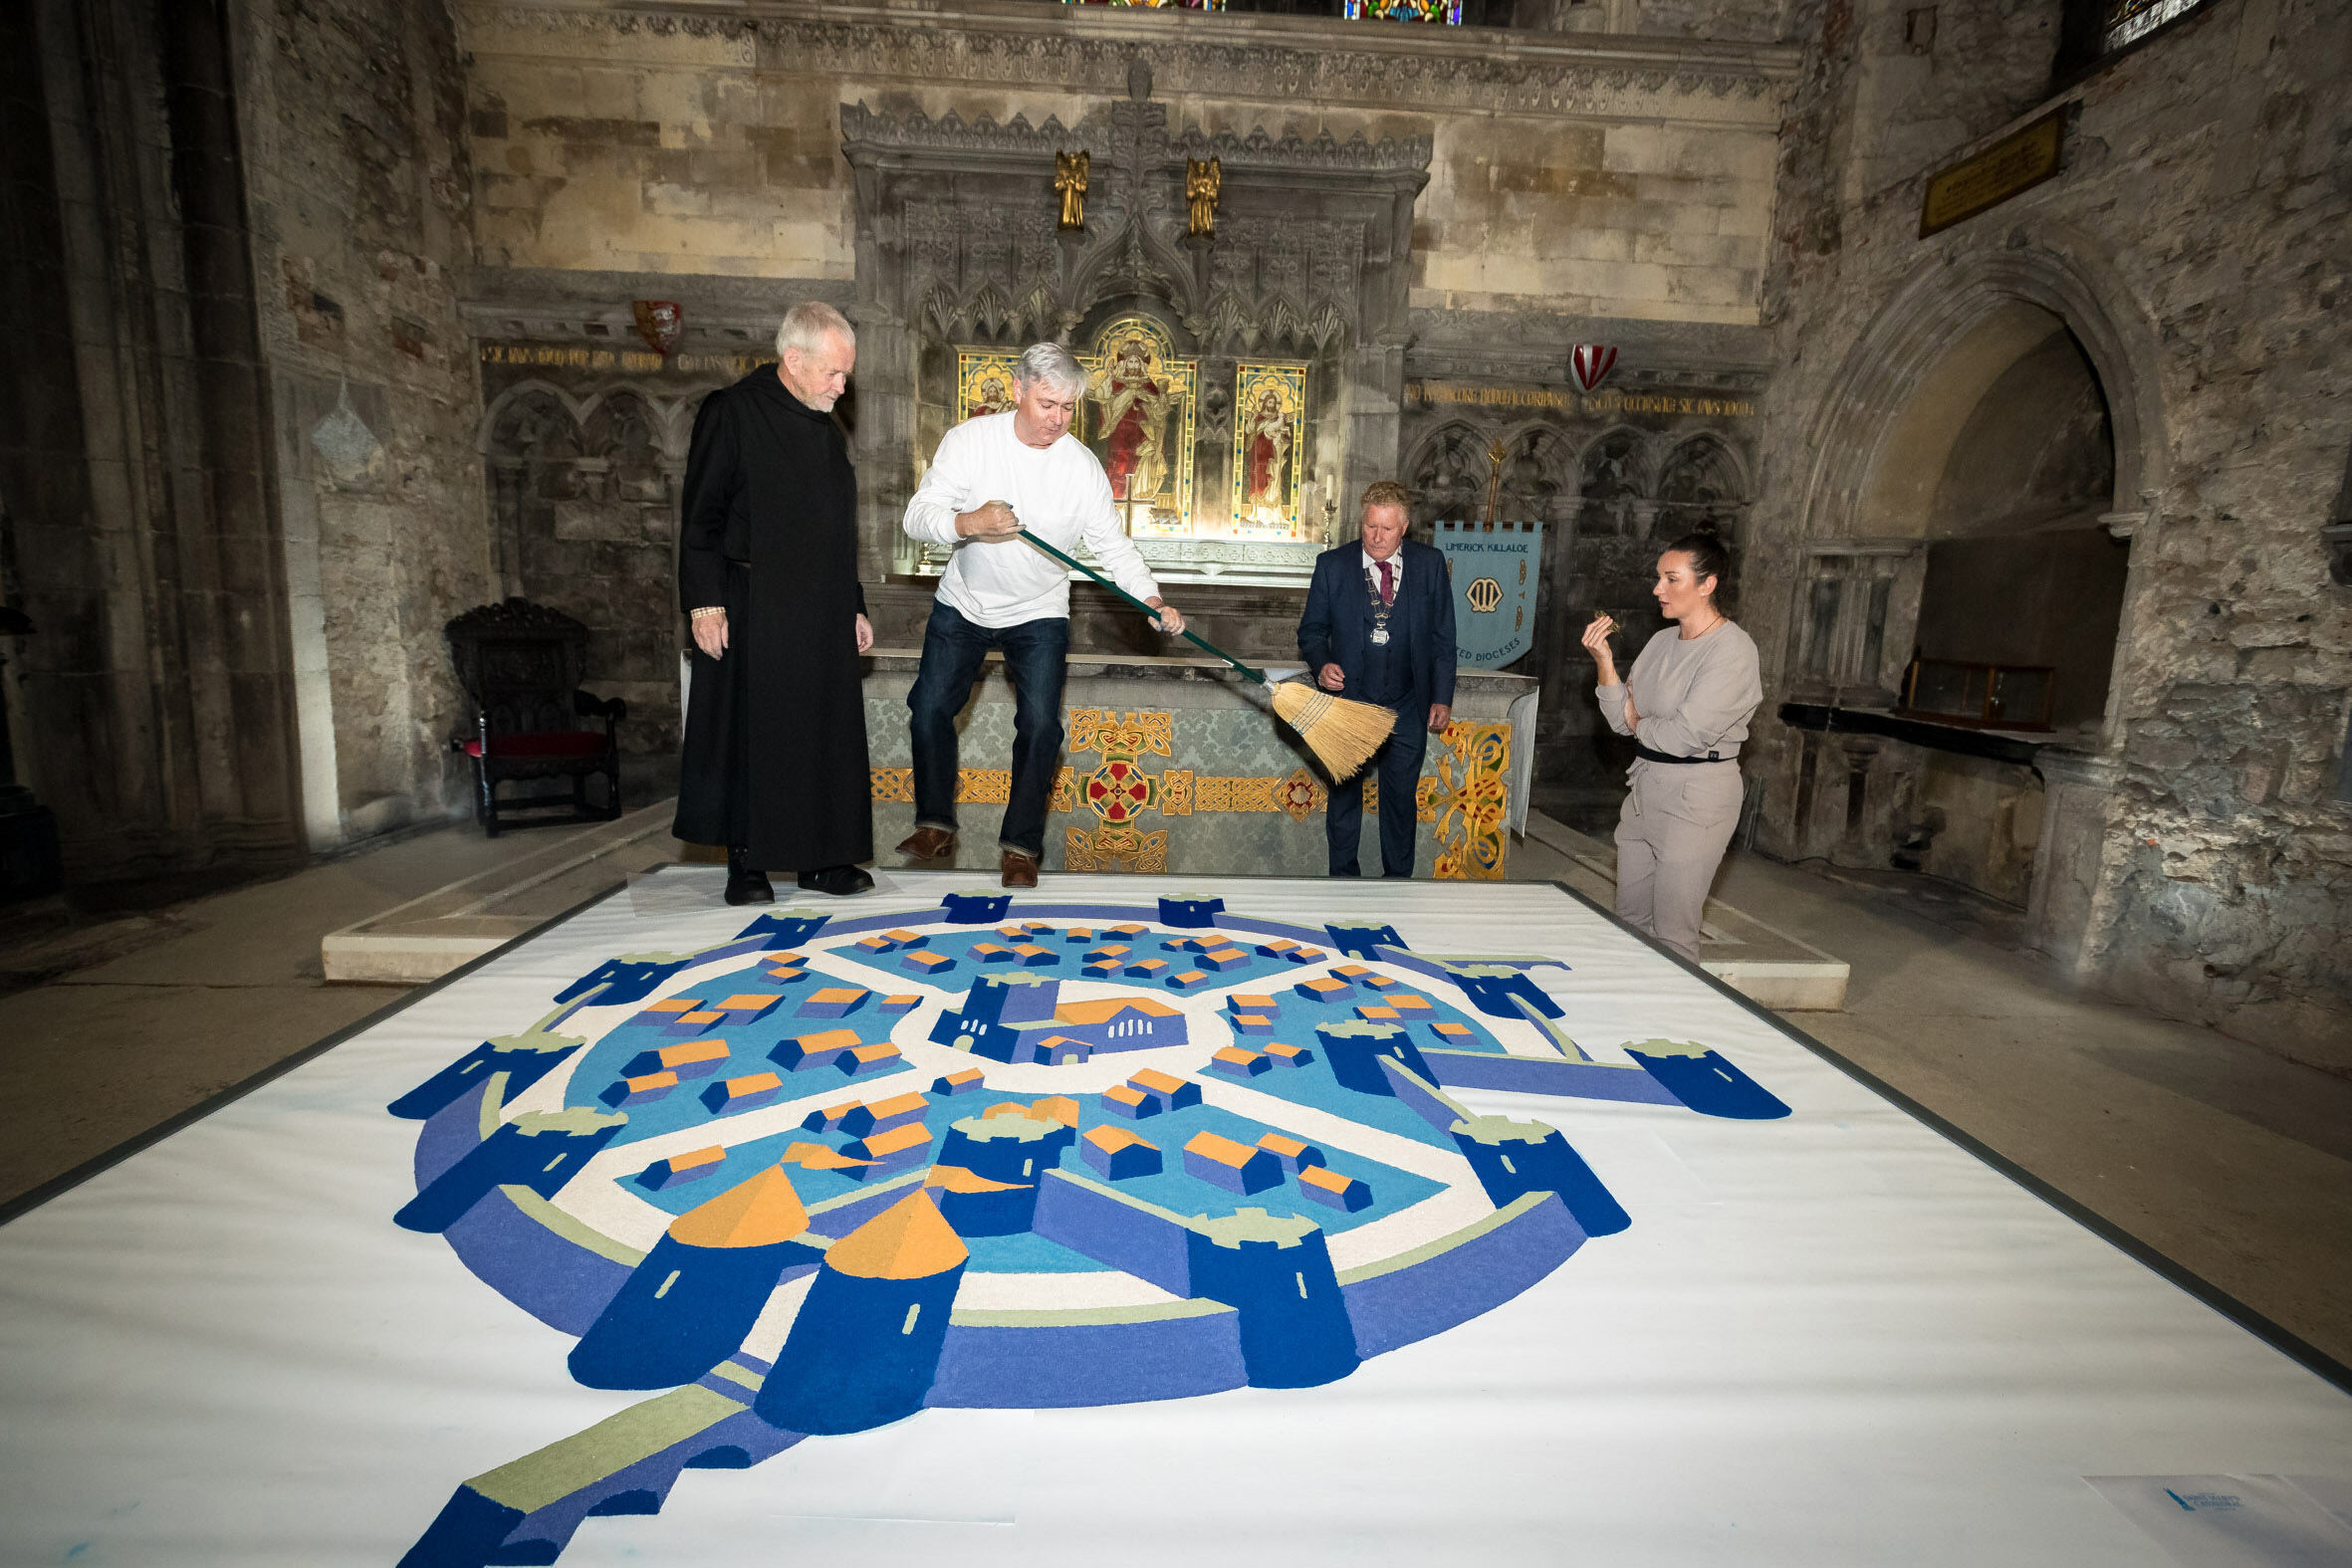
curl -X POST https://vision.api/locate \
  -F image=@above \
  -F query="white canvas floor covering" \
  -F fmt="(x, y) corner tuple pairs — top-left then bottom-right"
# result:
(2, 870), (2348, 1567)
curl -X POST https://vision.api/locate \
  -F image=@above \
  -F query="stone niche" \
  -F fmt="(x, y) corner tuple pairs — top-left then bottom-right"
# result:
(1395, 314), (1769, 821)
(839, 69), (1430, 642)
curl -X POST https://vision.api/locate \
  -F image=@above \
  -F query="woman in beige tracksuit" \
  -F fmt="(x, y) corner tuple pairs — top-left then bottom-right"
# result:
(1580, 526), (1763, 965)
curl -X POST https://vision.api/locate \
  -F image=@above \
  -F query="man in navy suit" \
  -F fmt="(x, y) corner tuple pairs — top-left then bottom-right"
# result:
(1297, 481), (1457, 877)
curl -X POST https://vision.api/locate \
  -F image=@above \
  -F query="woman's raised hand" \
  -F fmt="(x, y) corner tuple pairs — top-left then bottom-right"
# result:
(1580, 612), (1619, 677)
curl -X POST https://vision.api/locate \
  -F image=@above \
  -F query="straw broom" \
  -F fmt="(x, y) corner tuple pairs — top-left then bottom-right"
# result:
(1015, 531), (1396, 782)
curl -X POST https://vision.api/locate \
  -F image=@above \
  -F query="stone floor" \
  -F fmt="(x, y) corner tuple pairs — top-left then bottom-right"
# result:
(1, 814), (2344, 1376)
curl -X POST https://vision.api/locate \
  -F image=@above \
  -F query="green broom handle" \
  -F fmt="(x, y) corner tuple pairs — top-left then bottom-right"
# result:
(1015, 530), (1269, 685)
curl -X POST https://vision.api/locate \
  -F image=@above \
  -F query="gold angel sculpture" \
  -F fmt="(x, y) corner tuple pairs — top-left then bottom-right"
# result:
(1185, 156), (1221, 239)
(1055, 149), (1089, 231)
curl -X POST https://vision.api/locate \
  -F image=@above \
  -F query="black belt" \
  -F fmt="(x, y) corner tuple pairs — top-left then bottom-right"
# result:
(1635, 744), (1732, 766)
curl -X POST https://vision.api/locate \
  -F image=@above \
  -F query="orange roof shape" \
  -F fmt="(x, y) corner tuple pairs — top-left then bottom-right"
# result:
(643, 998), (702, 1013)
(667, 1165), (809, 1248)
(1128, 1068), (1187, 1096)
(1032, 1095), (1080, 1128)
(779, 1141), (876, 1171)
(717, 994), (779, 1012)
(850, 1122), (933, 1160)
(925, 1164), (1029, 1194)
(1054, 996), (1180, 1024)
(826, 1191), (970, 1279)
(1183, 1130), (1258, 1170)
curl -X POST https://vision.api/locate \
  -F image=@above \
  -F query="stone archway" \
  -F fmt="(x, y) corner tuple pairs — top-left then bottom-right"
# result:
(1779, 232), (2172, 970)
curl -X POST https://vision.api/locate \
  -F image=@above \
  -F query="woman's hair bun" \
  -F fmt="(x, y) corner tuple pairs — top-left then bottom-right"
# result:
(1663, 524), (1733, 602)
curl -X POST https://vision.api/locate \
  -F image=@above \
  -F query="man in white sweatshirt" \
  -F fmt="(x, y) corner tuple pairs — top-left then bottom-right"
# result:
(899, 341), (1187, 888)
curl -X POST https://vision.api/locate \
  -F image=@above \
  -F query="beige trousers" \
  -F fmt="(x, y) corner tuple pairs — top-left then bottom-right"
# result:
(1614, 759), (1744, 965)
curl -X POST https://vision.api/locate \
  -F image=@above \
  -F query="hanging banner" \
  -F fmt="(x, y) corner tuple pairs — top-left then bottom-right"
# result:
(1435, 519), (1542, 669)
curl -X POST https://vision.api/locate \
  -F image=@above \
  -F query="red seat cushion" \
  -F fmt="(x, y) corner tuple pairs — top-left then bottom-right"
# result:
(464, 731), (610, 759)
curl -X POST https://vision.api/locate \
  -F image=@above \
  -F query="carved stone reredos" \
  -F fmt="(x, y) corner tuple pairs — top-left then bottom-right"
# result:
(840, 96), (1427, 352)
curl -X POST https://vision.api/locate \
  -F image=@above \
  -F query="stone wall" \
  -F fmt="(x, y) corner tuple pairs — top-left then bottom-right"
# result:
(460, 2), (1793, 332)
(1746, 0), (2352, 1066)
(232, 0), (489, 845)
(0, 0), (311, 895)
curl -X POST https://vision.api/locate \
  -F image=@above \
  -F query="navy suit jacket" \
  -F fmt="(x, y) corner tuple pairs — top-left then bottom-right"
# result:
(1296, 538), (1457, 716)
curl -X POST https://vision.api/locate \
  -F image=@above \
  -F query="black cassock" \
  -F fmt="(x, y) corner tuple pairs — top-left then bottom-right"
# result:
(672, 367), (872, 870)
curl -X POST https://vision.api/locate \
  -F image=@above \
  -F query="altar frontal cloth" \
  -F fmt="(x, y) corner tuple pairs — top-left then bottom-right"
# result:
(2, 872), (2348, 1566)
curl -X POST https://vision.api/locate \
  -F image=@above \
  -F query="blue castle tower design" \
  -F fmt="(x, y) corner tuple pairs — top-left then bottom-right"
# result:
(569, 1166), (819, 1389)
(1324, 921), (1404, 959)
(1312, 1019), (1433, 1096)
(395, 1108), (625, 1232)
(1625, 1040), (1790, 1119)
(554, 956), (693, 1008)
(734, 911), (829, 949)
(931, 973), (1060, 1058)
(1157, 893), (1226, 927)
(942, 891), (1013, 924)
(1443, 963), (1567, 1020)
(1449, 1114), (1629, 1235)
(939, 1111), (1075, 1191)
(755, 1193), (970, 1435)
(1186, 1210), (1359, 1389)
(388, 1024), (587, 1119)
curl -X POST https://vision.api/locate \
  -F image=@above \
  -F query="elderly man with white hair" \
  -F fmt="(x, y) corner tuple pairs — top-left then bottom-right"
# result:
(675, 301), (875, 902)
(899, 340), (1186, 888)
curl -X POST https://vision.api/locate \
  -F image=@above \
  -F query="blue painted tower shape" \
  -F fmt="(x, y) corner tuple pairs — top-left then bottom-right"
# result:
(1324, 921), (1404, 959)
(388, 1024), (587, 1119)
(1185, 1209), (1359, 1389)
(755, 1192), (970, 1435)
(569, 1166), (819, 1389)
(395, 1108), (625, 1232)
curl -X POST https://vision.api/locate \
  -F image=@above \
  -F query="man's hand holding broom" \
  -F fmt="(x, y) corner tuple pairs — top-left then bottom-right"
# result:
(962, 500), (1185, 635)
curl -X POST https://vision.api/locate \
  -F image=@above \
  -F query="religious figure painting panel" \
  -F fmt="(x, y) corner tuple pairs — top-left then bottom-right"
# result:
(1079, 315), (1196, 535)
(1230, 361), (1308, 539)
(955, 350), (1023, 423)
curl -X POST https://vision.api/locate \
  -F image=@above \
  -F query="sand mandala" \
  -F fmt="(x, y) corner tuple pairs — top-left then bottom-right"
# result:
(390, 891), (1789, 1566)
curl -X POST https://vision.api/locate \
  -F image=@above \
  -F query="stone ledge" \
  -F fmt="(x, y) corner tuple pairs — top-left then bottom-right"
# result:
(322, 803), (684, 984)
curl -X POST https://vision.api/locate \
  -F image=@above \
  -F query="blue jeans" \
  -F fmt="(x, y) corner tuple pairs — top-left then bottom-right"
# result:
(906, 600), (1068, 859)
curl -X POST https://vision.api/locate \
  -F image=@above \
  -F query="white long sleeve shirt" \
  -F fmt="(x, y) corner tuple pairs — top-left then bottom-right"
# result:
(902, 412), (1163, 629)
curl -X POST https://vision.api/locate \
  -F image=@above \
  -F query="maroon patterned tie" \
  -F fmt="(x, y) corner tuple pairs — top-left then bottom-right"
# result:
(1378, 560), (1394, 606)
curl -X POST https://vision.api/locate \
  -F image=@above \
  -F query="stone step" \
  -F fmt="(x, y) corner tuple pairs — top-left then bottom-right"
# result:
(1520, 810), (1849, 1011)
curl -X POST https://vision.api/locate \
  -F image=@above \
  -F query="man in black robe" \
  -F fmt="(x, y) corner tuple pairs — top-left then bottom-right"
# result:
(674, 302), (874, 902)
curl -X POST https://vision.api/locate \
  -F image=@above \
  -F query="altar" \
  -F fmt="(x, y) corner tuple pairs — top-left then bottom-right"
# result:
(862, 654), (1538, 879)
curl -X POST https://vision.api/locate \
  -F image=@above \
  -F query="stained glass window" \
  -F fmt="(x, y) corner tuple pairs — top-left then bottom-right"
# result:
(2102, 0), (2213, 50)
(1343, 0), (1464, 20)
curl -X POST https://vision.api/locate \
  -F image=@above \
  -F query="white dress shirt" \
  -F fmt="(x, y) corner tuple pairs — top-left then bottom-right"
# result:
(903, 412), (1163, 628)
(1361, 548), (1403, 600)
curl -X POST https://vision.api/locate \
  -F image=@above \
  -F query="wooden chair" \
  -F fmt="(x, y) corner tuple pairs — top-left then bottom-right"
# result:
(444, 599), (625, 836)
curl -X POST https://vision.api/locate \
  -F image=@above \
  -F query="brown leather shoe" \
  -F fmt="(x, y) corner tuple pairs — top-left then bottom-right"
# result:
(999, 849), (1040, 889)
(896, 826), (955, 861)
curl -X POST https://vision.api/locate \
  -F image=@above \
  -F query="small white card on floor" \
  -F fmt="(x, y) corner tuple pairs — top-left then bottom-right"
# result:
(2087, 1475), (2352, 1566)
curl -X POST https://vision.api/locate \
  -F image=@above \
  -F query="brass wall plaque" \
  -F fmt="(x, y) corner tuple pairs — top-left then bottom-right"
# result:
(1919, 110), (2066, 238)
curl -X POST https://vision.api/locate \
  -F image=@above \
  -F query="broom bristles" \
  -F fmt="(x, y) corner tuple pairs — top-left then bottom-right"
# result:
(1269, 680), (1396, 782)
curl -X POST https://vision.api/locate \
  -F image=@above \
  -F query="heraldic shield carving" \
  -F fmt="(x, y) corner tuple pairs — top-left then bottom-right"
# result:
(1435, 520), (1543, 669)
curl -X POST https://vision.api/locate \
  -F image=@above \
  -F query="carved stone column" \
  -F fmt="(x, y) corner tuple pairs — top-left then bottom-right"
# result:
(2027, 748), (2124, 979)
(490, 459), (528, 599)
